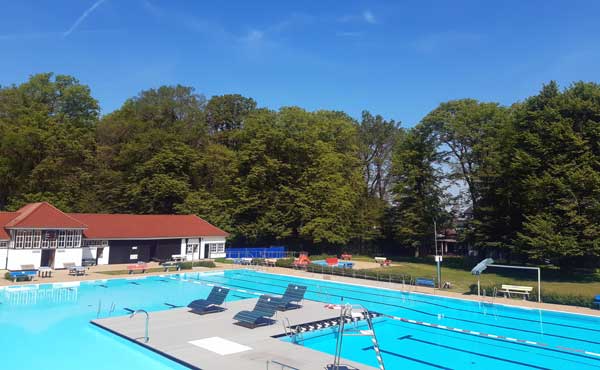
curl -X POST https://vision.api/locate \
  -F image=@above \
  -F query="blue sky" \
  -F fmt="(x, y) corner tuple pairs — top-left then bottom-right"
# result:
(1, 0), (599, 126)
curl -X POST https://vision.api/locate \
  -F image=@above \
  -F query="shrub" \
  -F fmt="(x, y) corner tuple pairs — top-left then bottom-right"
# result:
(275, 258), (294, 268)
(214, 258), (233, 264)
(4, 272), (11, 281)
(179, 261), (216, 269)
(468, 283), (595, 308)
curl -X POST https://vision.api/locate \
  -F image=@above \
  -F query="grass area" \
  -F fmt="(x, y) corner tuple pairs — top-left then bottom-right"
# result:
(370, 260), (600, 298)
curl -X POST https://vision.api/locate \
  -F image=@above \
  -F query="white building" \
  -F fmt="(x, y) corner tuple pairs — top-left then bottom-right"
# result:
(0, 202), (228, 270)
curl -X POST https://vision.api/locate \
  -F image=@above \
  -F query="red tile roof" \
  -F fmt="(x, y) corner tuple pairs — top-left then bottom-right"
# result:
(0, 212), (18, 239)
(5, 202), (87, 229)
(0, 202), (228, 240)
(69, 213), (228, 239)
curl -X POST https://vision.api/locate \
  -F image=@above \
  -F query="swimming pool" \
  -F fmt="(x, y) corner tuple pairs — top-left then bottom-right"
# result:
(0, 273), (253, 370)
(1, 270), (599, 370)
(190, 270), (600, 370)
(312, 259), (355, 268)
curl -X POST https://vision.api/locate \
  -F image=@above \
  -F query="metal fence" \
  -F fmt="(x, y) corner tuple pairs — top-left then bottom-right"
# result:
(226, 246), (288, 259)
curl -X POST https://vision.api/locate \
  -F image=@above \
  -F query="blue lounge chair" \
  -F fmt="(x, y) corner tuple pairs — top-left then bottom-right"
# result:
(593, 295), (600, 309)
(233, 295), (278, 328)
(272, 284), (307, 311)
(187, 286), (230, 314)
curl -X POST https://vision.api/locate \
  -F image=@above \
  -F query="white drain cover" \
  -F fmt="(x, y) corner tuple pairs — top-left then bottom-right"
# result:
(188, 337), (252, 355)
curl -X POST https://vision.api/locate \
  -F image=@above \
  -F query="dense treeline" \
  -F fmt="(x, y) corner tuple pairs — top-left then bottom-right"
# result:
(1, 73), (600, 268)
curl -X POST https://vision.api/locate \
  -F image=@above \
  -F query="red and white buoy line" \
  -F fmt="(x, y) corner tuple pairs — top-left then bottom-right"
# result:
(324, 304), (600, 359)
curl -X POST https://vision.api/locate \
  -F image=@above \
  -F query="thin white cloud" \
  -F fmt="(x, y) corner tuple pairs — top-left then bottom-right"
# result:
(64, 0), (108, 37)
(363, 10), (376, 24)
(242, 29), (264, 43)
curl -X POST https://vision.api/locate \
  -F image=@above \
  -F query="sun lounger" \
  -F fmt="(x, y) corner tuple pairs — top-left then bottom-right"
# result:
(187, 286), (230, 314)
(233, 295), (278, 328)
(416, 277), (435, 288)
(594, 295), (600, 309)
(272, 284), (307, 311)
(374, 257), (391, 266)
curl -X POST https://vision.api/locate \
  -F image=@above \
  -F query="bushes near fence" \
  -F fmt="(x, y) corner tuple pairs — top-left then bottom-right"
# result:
(468, 283), (595, 308)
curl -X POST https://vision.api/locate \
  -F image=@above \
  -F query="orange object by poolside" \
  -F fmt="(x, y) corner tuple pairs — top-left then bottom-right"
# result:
(325, 257), (338, 266)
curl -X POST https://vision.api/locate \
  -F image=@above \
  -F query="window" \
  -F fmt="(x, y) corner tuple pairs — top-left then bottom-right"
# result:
(82, 240), (108, 247)
(0, 241), (7, 248)
(187, 243), (199, 254)
(13, 229), (82, 249)
(14, 230), (41, 249)
(207, 243), (225, 254)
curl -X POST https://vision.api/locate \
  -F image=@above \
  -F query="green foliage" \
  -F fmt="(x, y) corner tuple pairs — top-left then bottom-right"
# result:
(3, 73), (600, 272)
(179, 261), (216, 269)
(275, 258), (294, 267)
(388, 125), (446, 254)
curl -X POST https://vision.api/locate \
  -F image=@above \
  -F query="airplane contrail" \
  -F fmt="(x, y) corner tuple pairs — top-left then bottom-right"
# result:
(64, 0), (108, 37)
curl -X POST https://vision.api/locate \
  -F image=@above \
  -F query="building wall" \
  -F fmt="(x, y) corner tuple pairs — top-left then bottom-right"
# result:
(54, 248), (83, 269)
(6, 249), (42, 270)
(201, 236), (226, 259)
(0, 247), (8, 269)
(97, 247), (110, 265)
(108, 239), (183, 264)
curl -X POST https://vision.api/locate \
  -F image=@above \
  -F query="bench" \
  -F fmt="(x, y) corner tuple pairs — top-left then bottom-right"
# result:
(162, 261), (181, 271)
(127, 263), (147, 274)
(416, 277), (435, 288)
(498, 284), (533, 300)
(264, 258), (277, 267)
(374, 257), (391, 267)
(8, 270), (37, 282)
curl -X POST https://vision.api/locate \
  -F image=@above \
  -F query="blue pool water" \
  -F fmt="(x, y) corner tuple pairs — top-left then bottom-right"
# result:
(2, 270), (600, 370)
(312, 260), (355, 268)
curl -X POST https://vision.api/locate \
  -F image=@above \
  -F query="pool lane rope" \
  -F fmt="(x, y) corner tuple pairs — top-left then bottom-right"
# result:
(174, 274), (600, 360)
(324, 305), (600, 360)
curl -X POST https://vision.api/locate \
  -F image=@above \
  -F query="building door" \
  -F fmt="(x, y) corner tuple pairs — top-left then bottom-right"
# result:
(204, 244), (209, 258)
(41, 249), (55, 267)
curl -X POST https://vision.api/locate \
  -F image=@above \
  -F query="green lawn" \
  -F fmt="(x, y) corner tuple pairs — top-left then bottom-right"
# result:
(369, 260), (600, 298)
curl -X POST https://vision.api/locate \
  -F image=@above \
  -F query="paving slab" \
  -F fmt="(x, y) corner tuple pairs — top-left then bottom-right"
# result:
(92, 298), (378, 370)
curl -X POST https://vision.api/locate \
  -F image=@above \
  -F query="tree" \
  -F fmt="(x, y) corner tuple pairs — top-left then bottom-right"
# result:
(389, 125), (446, 255)
(512, 82), (600, 267)
(206, 94), (256, 147)
(0, 73), (99, 211)
(358, 111), (400, 200)
(422, 99), (509, 210)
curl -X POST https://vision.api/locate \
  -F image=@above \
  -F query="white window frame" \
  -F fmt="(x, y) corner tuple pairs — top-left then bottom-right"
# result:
(207, 243), (225, 254)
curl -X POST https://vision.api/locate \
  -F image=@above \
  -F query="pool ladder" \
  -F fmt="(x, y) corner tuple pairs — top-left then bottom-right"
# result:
(328, 304), (385, 370)
(130, 309), (150, 343)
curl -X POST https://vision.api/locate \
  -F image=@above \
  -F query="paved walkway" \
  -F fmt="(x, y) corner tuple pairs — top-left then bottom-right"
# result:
(93, 298), (376, 370)
(0, 262), (229, 287)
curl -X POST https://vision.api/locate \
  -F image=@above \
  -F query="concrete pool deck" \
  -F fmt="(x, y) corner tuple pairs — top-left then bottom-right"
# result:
(92, 298), (378, 370)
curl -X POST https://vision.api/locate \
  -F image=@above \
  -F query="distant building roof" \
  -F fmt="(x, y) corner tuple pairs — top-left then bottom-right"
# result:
(70, 213), (228, 239)
(0, 202), (228, 240)
(5, 202), (87, 229)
